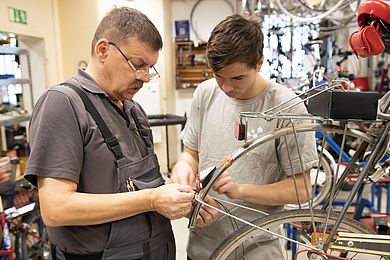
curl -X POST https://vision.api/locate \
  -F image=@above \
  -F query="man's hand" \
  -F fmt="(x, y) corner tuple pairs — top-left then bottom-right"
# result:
(170, 160), (195, 186)
(195, 195), (220, 227)
(150, 184), (194, 220)
(213, 172), (242, 199)
(171, 147), (199, 186)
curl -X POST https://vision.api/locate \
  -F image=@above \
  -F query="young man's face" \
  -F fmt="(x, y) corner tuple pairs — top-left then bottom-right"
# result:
(213, 62), (261, 100)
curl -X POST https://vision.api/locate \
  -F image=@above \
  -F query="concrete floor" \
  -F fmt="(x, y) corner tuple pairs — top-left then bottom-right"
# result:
(172, 218), (189, 260)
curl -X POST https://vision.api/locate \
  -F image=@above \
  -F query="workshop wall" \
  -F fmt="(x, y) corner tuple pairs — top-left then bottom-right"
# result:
(0, 0), (61, 104)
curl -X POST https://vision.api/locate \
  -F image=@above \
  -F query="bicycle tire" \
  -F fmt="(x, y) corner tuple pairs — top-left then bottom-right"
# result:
(211, 209), (376, 260)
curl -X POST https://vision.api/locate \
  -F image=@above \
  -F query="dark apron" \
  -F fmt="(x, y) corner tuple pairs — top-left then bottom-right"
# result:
(102, 154), (175, 260)
(61, 83), (175, 260)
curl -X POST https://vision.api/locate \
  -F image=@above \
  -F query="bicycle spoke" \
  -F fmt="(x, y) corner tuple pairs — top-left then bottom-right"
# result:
(282, 134), (303, 208)
(210, 209), (375, 259)
(212, 197), (270, 216)
(196, 196), (319, 252)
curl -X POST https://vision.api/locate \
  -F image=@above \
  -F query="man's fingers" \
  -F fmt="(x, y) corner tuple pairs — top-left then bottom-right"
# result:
(178, 185), (195, 193)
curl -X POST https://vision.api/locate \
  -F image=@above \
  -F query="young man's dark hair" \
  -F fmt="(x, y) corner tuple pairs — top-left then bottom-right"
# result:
(207, 14), (264, 72)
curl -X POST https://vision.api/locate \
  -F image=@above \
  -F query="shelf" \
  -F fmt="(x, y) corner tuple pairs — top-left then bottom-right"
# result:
(0, 44), (31, 157)
(0, 78), (31, 86)
(180, 77), (211, 81)
(176, 68), (211, 72)
(177, 83), (199, 89)
(175, 41), (210, 89)
(175, 41), (207, 46)
(0, 46), (29, 55)
(0, 114), (30, 127)
(0, 45), (33, 113)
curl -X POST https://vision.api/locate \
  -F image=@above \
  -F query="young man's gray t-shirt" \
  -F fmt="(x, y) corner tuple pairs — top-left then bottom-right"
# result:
(181, 78), (317, 259)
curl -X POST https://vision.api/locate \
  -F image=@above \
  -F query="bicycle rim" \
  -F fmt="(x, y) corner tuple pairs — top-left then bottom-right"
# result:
(190, 123), (379, 228)
(211, 209), (376, 260)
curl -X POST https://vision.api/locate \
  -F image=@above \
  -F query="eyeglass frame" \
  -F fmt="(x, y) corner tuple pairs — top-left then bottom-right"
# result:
(108, 42), (160, 81)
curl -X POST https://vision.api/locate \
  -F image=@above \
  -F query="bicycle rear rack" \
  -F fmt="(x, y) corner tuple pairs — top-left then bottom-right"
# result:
(332, 232), (390, 256)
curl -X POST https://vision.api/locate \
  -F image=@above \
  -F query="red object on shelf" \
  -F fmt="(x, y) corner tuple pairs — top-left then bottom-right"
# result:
(352, 77), (369, 91)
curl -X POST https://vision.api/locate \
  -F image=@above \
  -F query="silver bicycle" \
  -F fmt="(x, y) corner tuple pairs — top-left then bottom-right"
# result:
(189, 78), (390, 259)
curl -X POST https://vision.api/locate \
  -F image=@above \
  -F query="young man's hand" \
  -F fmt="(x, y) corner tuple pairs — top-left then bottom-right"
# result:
(195, 195), (220, 227)
(171, 147), (198, 186)
(212, 172), (242, 199)
(170, 161), (195, 186)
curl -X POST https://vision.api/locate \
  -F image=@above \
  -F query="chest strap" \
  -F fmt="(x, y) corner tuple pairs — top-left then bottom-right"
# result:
(62, 82), (124, 161)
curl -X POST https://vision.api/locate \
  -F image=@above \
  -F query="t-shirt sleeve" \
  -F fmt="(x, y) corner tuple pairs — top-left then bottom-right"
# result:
(24, 89), (84, 186)
(277, 125), (318, 176)
(276, 92), (318, 175)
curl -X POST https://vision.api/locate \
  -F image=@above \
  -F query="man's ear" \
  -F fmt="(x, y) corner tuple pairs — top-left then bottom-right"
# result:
(256, 56), (264, 71)
(95, 39), (110, 61)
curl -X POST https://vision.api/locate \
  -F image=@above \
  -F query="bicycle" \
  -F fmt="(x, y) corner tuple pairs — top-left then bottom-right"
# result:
(0, 156), (50, 260)
(188, 78), (390, 259)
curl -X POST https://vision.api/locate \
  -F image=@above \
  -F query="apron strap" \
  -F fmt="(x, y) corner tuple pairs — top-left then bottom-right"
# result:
(99, 97), (153, 150)
(62, 82), (125, 161)
(130, 109), (153, 149)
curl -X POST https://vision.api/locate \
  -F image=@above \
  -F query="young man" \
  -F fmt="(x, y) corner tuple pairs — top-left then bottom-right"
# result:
(25, 7), (194, 260)
(171, 14), (317, 259)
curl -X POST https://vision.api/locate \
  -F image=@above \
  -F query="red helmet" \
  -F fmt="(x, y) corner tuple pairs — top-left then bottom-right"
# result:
(349, 0), (390, 57)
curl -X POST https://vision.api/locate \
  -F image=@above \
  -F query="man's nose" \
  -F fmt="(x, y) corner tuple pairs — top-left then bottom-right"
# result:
(221, 81), (234, 93)
(136, 74), (151, 83)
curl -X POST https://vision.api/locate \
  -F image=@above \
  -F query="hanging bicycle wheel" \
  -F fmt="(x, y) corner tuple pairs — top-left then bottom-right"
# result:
(211, 209), (376, 260)
(273, 0), (355, 23)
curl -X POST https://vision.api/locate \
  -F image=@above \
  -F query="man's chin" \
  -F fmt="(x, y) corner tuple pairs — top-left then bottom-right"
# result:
(225, 92), (237, 98)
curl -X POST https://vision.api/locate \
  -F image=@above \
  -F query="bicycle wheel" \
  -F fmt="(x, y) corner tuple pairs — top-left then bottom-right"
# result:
(211, 209), (377, 260)
(15, 209), (51, 260)
(273, 0), (355, 24)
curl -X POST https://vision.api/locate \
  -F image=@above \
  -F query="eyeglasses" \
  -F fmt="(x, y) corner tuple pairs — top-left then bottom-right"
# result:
(109, 42), (160, 81)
